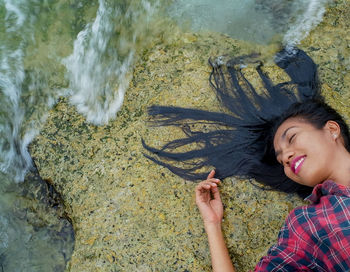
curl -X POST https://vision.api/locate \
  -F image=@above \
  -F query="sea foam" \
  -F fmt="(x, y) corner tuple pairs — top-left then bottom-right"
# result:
(63, 0), (160, 125)
(283, 0), (329, 50)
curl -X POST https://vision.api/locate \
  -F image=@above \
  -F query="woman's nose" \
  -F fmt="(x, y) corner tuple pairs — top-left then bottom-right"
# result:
(282, 150), (294, 166)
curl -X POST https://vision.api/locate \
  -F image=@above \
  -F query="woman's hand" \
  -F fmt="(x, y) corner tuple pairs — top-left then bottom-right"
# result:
(195, 170), (235, 272)
(195, 170), (223, 226)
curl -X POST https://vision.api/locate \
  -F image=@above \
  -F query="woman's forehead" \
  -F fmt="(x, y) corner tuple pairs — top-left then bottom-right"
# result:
(278, 118), (304, 130)
(274, 118), (309, 142)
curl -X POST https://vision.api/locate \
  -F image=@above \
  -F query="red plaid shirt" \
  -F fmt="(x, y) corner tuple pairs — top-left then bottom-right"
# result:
(254, 180), (350, 272)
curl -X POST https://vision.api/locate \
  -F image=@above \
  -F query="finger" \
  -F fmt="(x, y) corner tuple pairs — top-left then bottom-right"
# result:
(207, 178), (221, 184)
(207, 169), (215, 179)
(196, 180), (212, 188)
(198, 180), (218, 188)
(196, 183), (211, 203)
(211, 186), (221, 201)
(195, 182), (218, 198)
(195, 182), (211, 194)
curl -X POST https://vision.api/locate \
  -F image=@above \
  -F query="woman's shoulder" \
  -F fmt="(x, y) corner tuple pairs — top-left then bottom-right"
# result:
(305, 180), (350, 204)
(279, 205), (313, 238)
(280, 193), (350, 245)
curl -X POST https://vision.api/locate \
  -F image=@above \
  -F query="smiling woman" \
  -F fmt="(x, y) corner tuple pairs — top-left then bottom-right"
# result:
(143, 48), (350, 271)
(273, 101), (350, 188)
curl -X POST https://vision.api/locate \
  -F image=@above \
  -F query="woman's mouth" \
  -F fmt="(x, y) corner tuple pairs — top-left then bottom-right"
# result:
(291, 156), (306, 174)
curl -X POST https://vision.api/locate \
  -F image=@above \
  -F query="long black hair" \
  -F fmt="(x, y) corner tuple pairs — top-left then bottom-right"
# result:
(142, 48), (347, 198)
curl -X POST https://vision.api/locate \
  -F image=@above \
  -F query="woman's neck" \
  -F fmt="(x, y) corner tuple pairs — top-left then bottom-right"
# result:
(328, 147), (350, 187)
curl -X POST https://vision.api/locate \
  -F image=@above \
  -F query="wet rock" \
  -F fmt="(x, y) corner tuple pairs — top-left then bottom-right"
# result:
(0, 170), (74, 271)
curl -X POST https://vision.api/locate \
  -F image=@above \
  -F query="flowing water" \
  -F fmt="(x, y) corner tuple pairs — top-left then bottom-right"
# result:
(169, 0), (329, 47)
(0, 0), (329, 270)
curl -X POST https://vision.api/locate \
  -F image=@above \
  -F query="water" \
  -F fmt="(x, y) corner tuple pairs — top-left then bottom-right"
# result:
(0, 0), (329, 270)
(63, 0), (163, 125)
(168, 0), (329, 47)
(0, 171), (74, 271)
(0, 1), (95, 270)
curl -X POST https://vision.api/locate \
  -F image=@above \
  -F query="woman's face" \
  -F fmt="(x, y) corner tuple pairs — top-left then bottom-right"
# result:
(273, 117), (340, 187)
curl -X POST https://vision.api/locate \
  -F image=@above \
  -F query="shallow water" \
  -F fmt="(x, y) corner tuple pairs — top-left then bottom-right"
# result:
(0, 172), (74, 271)
(169, 0), (329, 47)
(0, 0), (330, 270)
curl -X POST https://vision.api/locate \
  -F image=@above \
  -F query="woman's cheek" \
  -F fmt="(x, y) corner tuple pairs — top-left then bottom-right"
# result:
(284, 167), (292, 178)
(284, 167), (298, 182)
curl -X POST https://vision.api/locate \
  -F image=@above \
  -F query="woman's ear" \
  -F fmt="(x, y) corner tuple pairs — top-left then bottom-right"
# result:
(325, 120), (341, 140)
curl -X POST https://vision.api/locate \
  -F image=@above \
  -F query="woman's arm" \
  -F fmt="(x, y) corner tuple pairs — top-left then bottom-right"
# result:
(195, 170), (236, 272)
(205, 222), (236, 272)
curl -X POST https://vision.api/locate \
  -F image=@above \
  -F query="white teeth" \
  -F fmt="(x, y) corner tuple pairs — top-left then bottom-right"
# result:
(295, 157), (305, 170)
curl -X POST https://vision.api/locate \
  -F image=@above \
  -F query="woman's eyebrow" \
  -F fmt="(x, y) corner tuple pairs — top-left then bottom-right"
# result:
(281, 126), (297, 139)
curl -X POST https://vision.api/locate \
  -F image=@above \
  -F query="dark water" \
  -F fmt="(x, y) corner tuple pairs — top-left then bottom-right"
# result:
(0, 171), (74, 271)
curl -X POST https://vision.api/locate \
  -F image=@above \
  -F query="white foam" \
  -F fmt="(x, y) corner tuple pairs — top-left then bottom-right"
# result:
(63, 0), (159, 125)
(0, 0), (43, 182)
(283, 0), (329, 48)
(4, 0), (26, 31)
(0, 48), (31, 181)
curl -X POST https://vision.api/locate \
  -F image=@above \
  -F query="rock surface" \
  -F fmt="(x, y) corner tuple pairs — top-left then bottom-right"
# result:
(30, 1), (350, 271)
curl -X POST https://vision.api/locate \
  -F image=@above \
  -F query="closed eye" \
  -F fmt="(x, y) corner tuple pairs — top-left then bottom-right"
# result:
(289, 134), (296, 144)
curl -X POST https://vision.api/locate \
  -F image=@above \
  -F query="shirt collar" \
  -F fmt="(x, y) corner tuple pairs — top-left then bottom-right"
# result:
(305, 180), (350, 204)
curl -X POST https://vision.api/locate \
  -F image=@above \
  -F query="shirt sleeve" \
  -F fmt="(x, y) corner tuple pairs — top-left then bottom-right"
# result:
(254, 244), (311, 272)
(254, 208), (312, 272)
